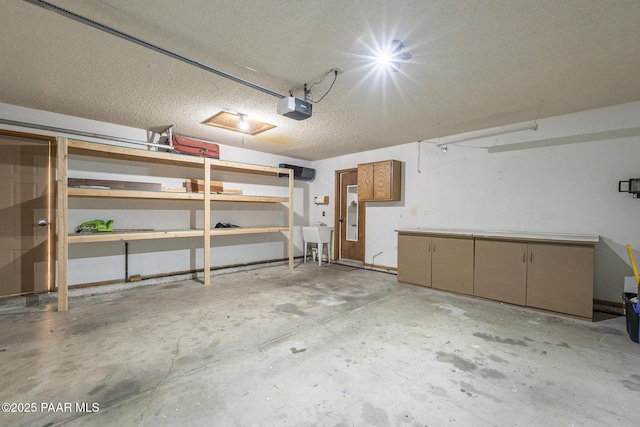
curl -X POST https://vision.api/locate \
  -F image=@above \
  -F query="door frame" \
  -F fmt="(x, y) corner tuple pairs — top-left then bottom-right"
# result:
(333, 167), (366, 263)
(0, 129), (56, 295)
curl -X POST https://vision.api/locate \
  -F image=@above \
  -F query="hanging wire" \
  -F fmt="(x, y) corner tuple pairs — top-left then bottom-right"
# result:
(307, 69), (339, 103)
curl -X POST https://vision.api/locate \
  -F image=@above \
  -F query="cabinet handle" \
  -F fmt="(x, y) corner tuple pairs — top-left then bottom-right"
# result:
(530, 252), (534, 262)
(428, 243), (431, 252)
(433, 244), (436, 253)
(522, 251), (526, 262)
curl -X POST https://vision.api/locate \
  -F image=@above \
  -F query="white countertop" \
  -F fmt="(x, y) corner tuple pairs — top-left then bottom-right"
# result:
(395, 228), (599, 243)
(303, 225), (334, 230)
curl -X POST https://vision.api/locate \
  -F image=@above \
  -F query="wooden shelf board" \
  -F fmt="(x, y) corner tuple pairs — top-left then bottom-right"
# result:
(68, 187), (204, 200)
(210, 160), (291, 177)
(67, 139), (295, 177)
(68, 139), (204, 167)
(209, 194), (289, 203)
(67, 187), (288, 203)
(210, 226), (291, 236)
(67, 226), (291, 243)
(68, 229), (204, 243)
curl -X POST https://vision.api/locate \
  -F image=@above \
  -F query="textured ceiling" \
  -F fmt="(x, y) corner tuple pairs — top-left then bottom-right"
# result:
(1, 0), (640, 160)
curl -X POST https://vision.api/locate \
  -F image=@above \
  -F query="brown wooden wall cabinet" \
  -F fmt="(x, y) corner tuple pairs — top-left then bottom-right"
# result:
(357, 160), (401, 201)
(397, 229), (597, 320)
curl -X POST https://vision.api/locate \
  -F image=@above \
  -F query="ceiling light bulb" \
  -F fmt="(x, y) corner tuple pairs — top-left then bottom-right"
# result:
(376, 52), (392, 68)
(238, 114), (249, 131)
(375, 39), (411, 72)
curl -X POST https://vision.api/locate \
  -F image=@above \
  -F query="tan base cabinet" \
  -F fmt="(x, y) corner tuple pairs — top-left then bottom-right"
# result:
(526, 243), (594, 319)
(397, 230), (596, 320)
(474, 239), (528, 306)
(431, 237), (474, 296)
(474, 239), (594, 317)
(397, 234), (431, 287)
(396, 234), (474, 296)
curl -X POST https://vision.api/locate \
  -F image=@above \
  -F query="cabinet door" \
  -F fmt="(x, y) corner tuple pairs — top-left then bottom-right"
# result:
(431, 237), (474, 295)
(374, 160), (401, 201)
(357, 163), (374, 201)
(474, 240), (527, 306)
(397, 234), (431, 287)
(526, 243), (594, 319)
(373, 161), (392, 200)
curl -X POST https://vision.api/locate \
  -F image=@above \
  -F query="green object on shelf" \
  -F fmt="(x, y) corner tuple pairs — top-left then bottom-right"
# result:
(75, 219), (114, 233)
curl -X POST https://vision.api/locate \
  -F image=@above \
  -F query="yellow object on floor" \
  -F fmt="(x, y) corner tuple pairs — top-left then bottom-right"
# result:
(626, 244), (640, 286)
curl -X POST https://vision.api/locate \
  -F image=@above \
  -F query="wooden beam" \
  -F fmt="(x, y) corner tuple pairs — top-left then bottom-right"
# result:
(203, 158), (211, 285)
(56, 137), (69, 311)
(289, 169), (294, 270)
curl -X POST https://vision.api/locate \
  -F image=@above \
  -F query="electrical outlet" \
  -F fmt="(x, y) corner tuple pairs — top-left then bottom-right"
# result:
(322, 211), (325, 216)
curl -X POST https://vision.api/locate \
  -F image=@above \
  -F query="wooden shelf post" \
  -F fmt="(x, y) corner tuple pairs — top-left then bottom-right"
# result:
(289, 170), (294, 270)
(203, 158), (211, 285)
(56, 137), (69, 311)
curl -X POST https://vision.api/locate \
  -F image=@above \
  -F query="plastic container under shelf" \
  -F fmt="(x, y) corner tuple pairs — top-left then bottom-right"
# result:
(622, 292), (640, 344)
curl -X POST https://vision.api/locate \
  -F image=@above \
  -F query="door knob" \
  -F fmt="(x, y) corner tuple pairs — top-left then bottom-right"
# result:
(38, 220), (48, 227)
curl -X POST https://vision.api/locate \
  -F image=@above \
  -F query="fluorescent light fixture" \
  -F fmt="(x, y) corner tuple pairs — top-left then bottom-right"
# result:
(487, 126), (640, 153)
(431, 121), (539, 147)
(203, 111), (275, 135)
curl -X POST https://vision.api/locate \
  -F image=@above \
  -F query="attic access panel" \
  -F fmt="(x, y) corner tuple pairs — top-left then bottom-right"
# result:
(203, 112), (275, 135)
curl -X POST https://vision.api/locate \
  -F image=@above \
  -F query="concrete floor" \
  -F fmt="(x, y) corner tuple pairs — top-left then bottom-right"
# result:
(1, 263), (639, 427)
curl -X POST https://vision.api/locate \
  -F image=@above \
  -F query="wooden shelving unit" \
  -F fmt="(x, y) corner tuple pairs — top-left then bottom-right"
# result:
(56, 137), (294, 311)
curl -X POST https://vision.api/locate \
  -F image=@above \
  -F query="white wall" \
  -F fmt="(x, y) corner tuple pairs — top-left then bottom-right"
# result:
(310, 101), (640, 303)
(0, 102), (312, 286)
(4, 100), (640, 302)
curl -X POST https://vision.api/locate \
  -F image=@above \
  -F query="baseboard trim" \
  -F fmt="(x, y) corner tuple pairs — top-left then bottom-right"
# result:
(0, 258), (298, 309)
(362, 262), (397, 273)
(593, 298), (625, 316)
